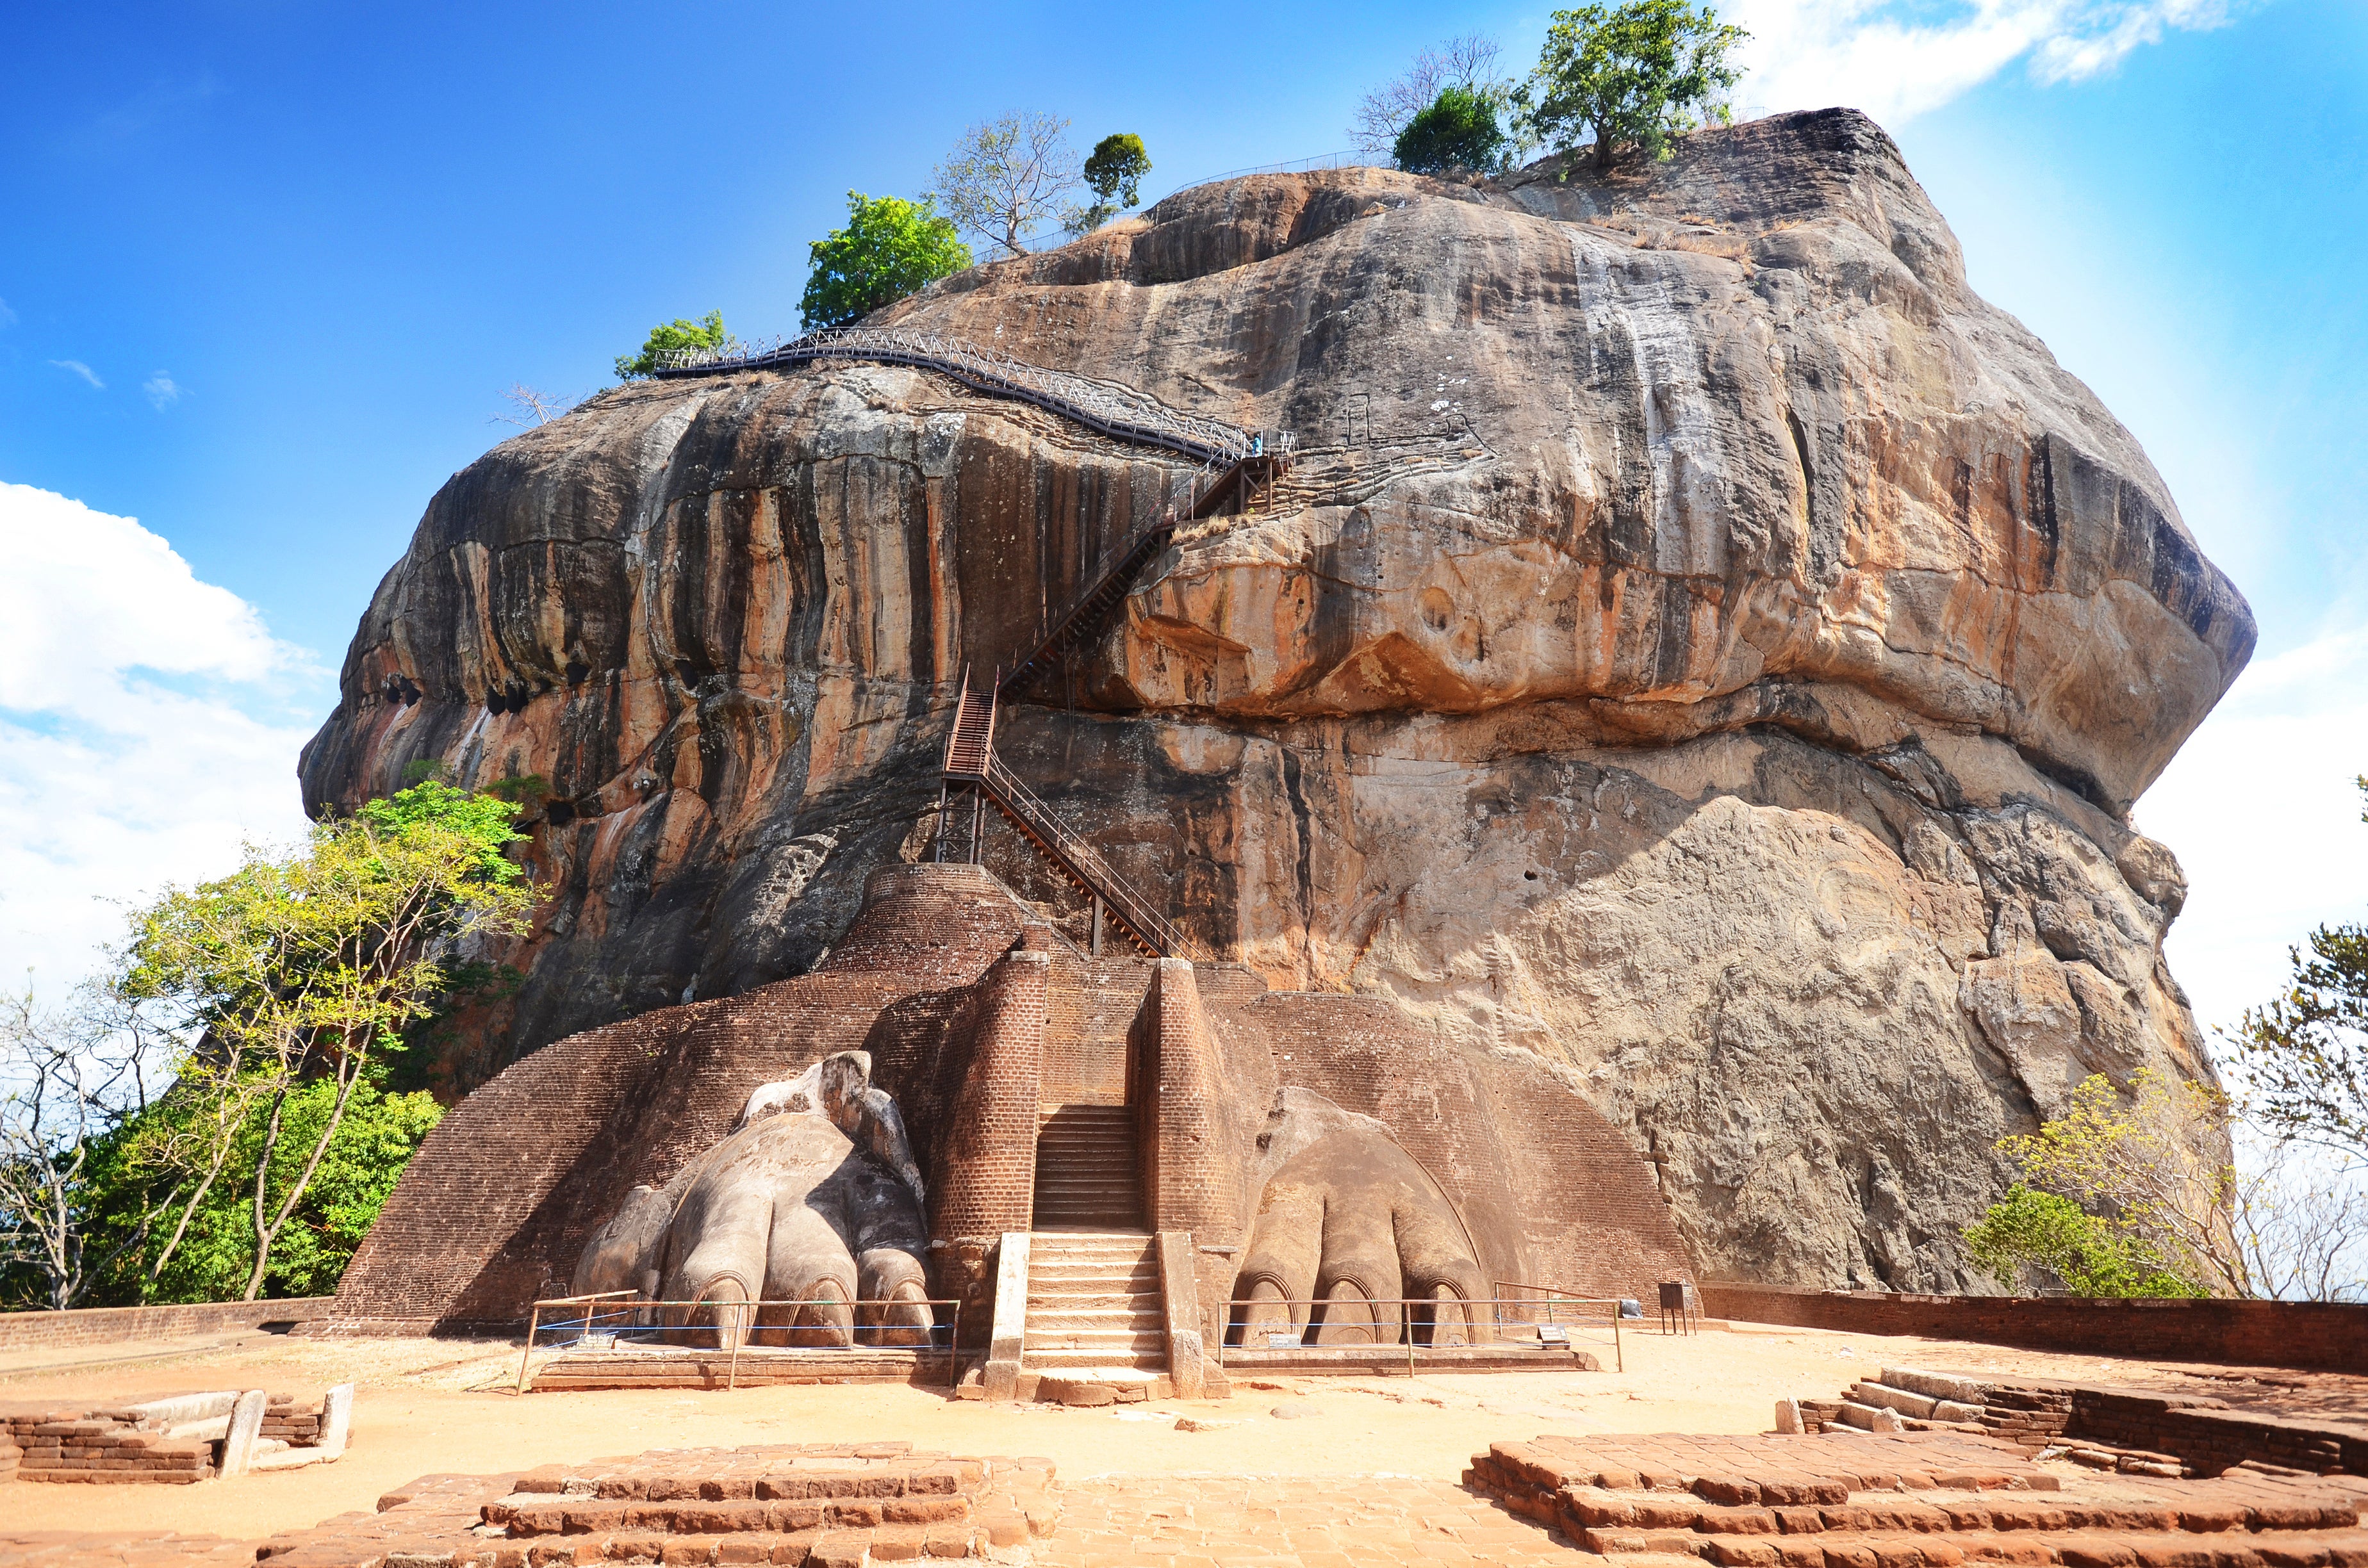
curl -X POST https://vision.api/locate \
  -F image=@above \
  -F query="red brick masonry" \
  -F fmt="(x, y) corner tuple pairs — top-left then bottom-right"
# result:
(1467, 1430), (2368, 1565)
(0, 1296), (331, 1352)
(1702, 1284), (2368, 1375)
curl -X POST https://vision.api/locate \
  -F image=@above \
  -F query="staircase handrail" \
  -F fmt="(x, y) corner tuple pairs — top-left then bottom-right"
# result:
(997, 459), (1213, 699)
(650, 325), (1253, 465)
(980, 752), (1198, 961)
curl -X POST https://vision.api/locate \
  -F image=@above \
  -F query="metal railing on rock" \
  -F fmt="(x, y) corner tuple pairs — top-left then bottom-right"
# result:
(516, 1290), (963, 1392)
(650, 325), (1254, 465)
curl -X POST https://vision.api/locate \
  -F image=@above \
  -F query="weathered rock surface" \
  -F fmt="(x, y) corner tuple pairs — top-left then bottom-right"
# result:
(300, 109), (2250, 1290)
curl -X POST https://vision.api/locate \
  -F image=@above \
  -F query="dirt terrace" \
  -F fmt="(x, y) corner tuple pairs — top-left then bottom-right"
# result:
(1, 1319), (2363, 1564)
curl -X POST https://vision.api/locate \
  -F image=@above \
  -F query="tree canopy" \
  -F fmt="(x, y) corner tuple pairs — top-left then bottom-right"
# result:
(1964, 1182), (2204, 1298)
(932, 112), (1081, 257)
(800, 192), (972, 330)
(1351, 35), (1512, 158)
(1065, 133), (1153, 235)
(2226, 778), (2368, 1168)
(613, 311), (734, 380)
(1518, 1), (1748, 172)
(1, 779), (539, 1309)
(1394, 85), (1509, 175)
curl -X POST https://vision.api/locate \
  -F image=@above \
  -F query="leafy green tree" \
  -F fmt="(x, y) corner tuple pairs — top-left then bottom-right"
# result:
(613, 311), (735, 380)
(1065, 133), (1152, 235)
(2224, 778), (2368, 1168)
(1394, 85), (1509, 175)
(117, 780), (538, 1299)
(1517, 1), (1748, 174)
(799, 192), (973, 330)
(72, 1075), (442, 1303)
(1964, 1184), (2205, 1298)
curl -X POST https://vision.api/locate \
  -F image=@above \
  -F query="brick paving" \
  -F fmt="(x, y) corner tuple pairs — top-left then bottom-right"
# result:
(0, 1533), (256, 1566)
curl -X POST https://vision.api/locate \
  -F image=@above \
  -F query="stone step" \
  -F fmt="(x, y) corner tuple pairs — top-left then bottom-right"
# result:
(1020, 1348), (1169, 1370)
(1023, 1329), (1168, 1353)
(1617, 1528), (2368, 1567)
(1024, 1310), (1165, 1331)
(488, 1489), (974, 1539)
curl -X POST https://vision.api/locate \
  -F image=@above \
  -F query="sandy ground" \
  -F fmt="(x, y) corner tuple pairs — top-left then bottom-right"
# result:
(3, 1319), (2361, 1549)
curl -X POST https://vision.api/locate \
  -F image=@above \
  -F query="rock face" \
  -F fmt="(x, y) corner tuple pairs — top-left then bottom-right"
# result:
(301, 109), (2251, 1292)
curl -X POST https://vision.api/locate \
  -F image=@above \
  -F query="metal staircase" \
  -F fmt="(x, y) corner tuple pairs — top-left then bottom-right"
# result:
(936, 674), (1197, 960)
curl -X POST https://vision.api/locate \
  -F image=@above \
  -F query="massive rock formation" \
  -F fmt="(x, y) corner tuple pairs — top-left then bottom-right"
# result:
(300, 109), (2252, 1292)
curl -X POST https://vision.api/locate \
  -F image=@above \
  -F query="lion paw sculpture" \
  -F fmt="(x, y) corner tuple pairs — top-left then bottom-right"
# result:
(573, 1050), (932, 1349)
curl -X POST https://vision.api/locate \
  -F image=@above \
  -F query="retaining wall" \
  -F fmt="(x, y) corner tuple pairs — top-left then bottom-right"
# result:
(1702, 1284), (2368, 1374)
(0, 1297), (332, 1352)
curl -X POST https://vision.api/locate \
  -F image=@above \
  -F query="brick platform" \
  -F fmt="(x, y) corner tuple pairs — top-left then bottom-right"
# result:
(1467, 1432), (2368, 1566)
(526, 1348), (955, 1392)
(1792, 1366), (2368, 1478)
(249, 1442), (1058, 1566)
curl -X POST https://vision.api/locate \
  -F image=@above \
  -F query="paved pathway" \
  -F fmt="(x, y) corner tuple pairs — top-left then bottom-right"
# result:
(1043, 1473), (1590, 1565)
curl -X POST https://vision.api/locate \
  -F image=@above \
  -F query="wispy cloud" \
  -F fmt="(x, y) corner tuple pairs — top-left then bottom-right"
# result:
(143, 372), (181, 411)
(0, 483), (318, 992)
(0, 297), (16, 330)
(49, 359), (103, 390)
(1727, 0), (2242, 127)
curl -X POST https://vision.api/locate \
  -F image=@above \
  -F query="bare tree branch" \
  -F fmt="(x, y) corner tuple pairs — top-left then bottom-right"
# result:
(491, 384), (581, 427)
(931, 113), (1082, 259)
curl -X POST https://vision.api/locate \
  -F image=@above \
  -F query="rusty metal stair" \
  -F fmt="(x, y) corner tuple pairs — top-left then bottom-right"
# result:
(940, 676), (1194, 959)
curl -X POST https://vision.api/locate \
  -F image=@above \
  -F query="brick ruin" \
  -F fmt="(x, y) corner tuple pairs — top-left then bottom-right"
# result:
(318, 861), (1690, 1380)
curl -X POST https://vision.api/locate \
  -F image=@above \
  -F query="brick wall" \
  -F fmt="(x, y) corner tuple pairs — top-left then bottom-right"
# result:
(1700, 1284), (2368, 1375)
(1145, 960), (1229, 1241)
(2065, 1385), (2368, 1476)
(0, 1297), (331, 1351)
(931, 950), (1046, 1243)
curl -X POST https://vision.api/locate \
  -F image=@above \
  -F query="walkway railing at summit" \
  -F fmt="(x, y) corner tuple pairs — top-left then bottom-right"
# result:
(650, 325), (1255, 464)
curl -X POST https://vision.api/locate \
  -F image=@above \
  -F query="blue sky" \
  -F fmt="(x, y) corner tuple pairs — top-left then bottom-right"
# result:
(3, 0), (2364, 1041)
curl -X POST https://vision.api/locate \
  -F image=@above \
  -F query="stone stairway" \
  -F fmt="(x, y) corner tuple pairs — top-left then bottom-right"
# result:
(1030, 1103), (1142, 1229)
(1022, 1231), (1166, 1375)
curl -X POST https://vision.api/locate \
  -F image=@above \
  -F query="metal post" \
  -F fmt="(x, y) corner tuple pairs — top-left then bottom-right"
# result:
(932, 781), (948, 864)
(727, 1300), (746, 1391)
(969, 788), (984, 865)
(516, 1302), (541, 1394)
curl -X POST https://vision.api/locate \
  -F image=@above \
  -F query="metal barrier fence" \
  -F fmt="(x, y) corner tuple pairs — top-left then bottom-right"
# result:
(1221, 1291), (1622, 1373)
(648, 325), (1253, 465)
(1148, 151), (1374, 208)
(516, 1292), (964, 1392)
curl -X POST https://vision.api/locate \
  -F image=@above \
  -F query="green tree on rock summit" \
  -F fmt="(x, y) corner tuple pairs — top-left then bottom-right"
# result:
(1065, 133), (1152, 236)
(1518, 0), (1748, 173)
(800, 192), (972, 330)
(1395, 85), (1509, 176)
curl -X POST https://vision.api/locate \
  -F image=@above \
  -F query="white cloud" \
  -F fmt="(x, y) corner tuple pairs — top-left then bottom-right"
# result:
(142, 372), (181, 411)
(0, 298), (16, 329)
(49, 359), (103, 390)
(0, 483), (320, 995)
(1727, 0), (2240, 127)
(2136, 619), (2368, 1046)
